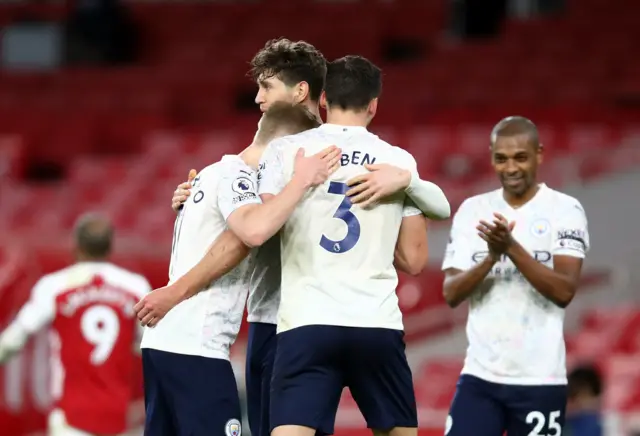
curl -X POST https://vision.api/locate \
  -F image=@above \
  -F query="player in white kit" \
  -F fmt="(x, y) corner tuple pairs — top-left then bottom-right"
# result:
(441, 116), (590, 435)
(139, 105), (337, 436)
(256, 55), (449, 436)
(0, 214), (150, 436)
(137, 41), (451, 436)
(134, 38), (341, 436)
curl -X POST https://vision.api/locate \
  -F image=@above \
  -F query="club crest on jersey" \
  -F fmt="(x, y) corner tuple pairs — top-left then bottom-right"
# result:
(530, 218), (550, 237)
(225, 419), (241, 436)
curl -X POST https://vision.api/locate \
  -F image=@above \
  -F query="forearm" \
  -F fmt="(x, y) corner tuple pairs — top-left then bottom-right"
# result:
(238, 180), (307, 247)
(173, 230), (251, 300)
(443, 257), (495, 308)
(0, 323), (29, 363)
(394, 248), (428, 276)
(507, 241), (576, 307)
(405, 177), (451, 220)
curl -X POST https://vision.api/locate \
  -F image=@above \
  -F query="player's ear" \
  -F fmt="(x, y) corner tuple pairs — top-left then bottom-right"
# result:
(367, 98), (378, 120)
(319, 91), (327, 109)
(537, 144), (544, 165)
(294, 81), (310, 104)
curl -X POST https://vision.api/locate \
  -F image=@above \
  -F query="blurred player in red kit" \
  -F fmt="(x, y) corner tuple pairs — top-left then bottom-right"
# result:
(0, 213), (151, 436)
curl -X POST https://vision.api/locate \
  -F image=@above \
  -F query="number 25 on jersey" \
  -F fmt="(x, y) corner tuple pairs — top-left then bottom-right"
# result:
(319, 182), (361, 254)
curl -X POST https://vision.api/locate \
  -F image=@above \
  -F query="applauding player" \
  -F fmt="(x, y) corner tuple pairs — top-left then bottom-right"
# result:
(442, 116), (590, 436)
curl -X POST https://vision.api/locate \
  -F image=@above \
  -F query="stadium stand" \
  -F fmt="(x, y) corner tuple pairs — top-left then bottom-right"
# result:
(0, 0), (639, 434)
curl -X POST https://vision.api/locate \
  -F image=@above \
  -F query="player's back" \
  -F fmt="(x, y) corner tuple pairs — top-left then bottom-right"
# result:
(274, 124), (416, 332)
(142, 156), (256, 359)
(40, 262), (149, 434)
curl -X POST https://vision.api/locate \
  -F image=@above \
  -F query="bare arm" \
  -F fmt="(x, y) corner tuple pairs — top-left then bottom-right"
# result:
(228, 146), (340, 247)
(507, 243), (582, 308)
(133, 230), (251, 326)
(226, 176), (310, 247)
(172, 230), (251, 300)
(394, 215), (429, 276)
(442, 259), (497, 308)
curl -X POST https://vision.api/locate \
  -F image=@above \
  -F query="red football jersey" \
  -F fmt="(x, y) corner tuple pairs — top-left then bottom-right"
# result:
(14, 262), (150, 434)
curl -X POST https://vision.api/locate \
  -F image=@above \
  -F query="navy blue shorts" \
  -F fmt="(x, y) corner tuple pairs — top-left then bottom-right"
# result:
(246, 322), (335, 436)
(446, 374), (567, 436)
(142, 348), (242, 436)
(271, 325), (417, 433)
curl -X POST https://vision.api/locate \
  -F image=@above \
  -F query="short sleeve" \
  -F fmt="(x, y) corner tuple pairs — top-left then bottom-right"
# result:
(16, 277), (56, 334)
(402, 197), (422, 217)
(441, 201), (475, 271)
(258, 139), (287, 196)
(553, 201), (589, 258)
(217, 164), (262, 221)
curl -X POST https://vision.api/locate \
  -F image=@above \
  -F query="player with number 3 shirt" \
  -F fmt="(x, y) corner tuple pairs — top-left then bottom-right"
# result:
(0, 214), (151, 436)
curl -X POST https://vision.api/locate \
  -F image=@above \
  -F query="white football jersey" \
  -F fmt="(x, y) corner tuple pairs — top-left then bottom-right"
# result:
(258, 124), (422, 333)
(141, 155), (260, 360)
(442, 184), (589, 385)
(246, 233), (281, 325)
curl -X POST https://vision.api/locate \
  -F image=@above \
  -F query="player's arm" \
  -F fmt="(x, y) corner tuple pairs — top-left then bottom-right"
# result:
(134, 230), (251, 326)
(505, 205), (589, 308)
(405, 173), (451, 220)
(0, 278), (54, 363)
(346, 162), (450, 220)
(174, 231), (251, 297)
(394, 200), (429, 275)
(442, 202), (496, 308)
(228, 144), (340, 247)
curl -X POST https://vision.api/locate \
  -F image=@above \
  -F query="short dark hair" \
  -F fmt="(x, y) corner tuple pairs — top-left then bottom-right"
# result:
(325, 55), (382, 112)
(256, 102), (320, 144)
(249, 38), (327, 102)
(491, 116), (540, 148)
(74, 213), (113, 259)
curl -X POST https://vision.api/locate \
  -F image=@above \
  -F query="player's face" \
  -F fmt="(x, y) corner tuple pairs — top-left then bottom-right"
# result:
(255, 76), (296, 112)
(491, 135), (542, 196)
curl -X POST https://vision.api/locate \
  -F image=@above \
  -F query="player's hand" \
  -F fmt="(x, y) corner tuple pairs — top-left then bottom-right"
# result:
(477, 213), (516, 259)
(171, 169), (197, 212)
(313, 145), (342, 175)
(133, 285), (184, 327)
(293, 146), (341, 188)
(346, 164), (412, 208)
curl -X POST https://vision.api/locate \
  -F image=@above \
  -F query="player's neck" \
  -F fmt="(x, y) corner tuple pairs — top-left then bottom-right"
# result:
(302, 101), (322, 123)
(325, 109), (369, 128)
(239, 145), (262, 170)
(503, 184), (540, 208)
(75, 255), (107, 263)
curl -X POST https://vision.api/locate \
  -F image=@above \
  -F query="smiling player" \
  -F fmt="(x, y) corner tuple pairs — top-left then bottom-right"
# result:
(442, 116), (590, 436)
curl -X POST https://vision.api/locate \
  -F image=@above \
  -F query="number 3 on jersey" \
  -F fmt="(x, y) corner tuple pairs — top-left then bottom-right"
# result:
(81, 305), (120, 365)
(319, 182), (361, 254)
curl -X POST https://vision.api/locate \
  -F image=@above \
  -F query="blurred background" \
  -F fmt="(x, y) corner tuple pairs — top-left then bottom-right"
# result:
(0, 0), (639, 434)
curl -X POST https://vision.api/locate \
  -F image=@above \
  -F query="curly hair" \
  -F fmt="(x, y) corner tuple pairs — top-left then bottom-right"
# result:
(249, 38), (327, 102)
